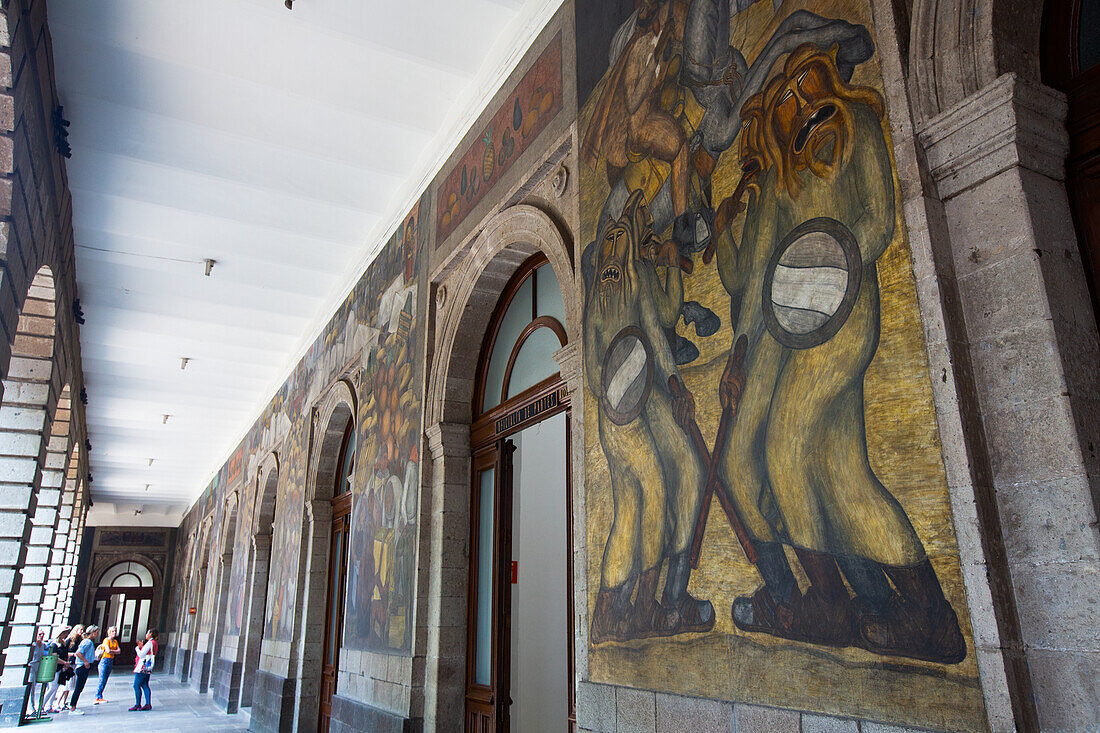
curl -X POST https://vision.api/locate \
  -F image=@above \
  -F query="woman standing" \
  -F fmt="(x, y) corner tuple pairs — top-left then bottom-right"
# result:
(54, 625), (83, 711)
(93, 625), (120, 703)
(68, 625), (99, 715)
(129, 629), (158, 712)
(42, 627), (71, 714)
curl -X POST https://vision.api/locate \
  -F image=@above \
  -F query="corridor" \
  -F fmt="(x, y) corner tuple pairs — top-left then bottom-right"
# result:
(24, 674), (248, 733)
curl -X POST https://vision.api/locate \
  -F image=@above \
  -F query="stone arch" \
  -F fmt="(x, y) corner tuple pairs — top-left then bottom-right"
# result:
(0, 265), (59, 682)
(57, 444), (82, 624)
(907, 0), (1043, 124)
(419, 203), (580, 729)
(33, 384), (72, 631)
(427, 204), (577, 427)
(291, 378), (357, 729)
(201, 490), (239, 693)
(183, 515), (215, 681)
(90, 555), (161, 591)
(239, 452), (279, 709)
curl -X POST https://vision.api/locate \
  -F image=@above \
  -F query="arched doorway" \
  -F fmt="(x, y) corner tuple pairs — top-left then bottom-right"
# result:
(240, 457), (278, 709)
(463, 253), (575, 732)
(1043, 0), (1100, 316)
(423, 204), (581, 732)
(296, 385), (355, 733)
(91, 560), (156, 669)
(319, 409), (355, 733)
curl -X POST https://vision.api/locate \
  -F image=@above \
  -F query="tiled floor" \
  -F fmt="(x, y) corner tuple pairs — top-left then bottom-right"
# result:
(21, 671), (251, 732)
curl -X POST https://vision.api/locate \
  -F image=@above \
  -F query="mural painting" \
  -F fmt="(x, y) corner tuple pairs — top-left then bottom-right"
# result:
(435, 34), (563, 243)
(577, 0), (986, 729)
(344, 203), (427, 653)
(224, 469), (254, 637)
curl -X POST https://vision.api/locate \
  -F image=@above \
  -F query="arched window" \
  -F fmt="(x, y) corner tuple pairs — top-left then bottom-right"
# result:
(334, 419), (356, 497)
(98, 561), (153, 588)
(477, 255), (567, 414)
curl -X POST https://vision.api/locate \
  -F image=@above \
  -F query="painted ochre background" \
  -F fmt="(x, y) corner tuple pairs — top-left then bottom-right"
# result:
(577, 0), (987, 729)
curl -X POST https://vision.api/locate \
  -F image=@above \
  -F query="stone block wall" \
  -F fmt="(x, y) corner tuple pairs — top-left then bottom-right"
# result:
(0, 0), (90, 724)
(252, 668), (296, 733)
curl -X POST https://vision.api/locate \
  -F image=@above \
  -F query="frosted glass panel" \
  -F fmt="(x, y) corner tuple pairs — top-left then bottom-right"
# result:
(474, 467), (495, 686)
(535, 264), (566, 325)
(136, 599), (150, 643)
(483, 278), (533, 412)
(506, 328), (561, 399)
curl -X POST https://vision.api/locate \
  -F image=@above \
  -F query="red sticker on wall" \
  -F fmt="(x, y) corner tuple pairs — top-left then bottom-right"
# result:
(511, 561), (518, 584)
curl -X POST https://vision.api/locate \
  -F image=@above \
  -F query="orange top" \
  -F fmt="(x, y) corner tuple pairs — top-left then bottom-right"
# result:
(98, 638), (120, 659)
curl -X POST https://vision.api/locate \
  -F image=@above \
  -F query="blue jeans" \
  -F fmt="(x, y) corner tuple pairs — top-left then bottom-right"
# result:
(94, 657), (113, 699)
(133, 672), (151, 706)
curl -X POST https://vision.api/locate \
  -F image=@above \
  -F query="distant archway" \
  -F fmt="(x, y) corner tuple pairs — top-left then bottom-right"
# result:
(240, 454), (278, 709)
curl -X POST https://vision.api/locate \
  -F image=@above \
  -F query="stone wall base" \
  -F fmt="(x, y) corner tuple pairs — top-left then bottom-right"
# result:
(0, 685), (29, 728)
(177, 648), (192, 683)
(189, 649), (211, 694)
(576, 681), (959, 733)
(251, 669), (296, 733)
(212, 656), (242, 713)
(329, 693), (422, 733)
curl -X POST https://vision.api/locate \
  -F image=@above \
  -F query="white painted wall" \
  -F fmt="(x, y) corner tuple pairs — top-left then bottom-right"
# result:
(510, 411), (568, 732)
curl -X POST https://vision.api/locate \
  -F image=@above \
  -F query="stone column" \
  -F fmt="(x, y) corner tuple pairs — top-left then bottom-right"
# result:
(421, 422), (470, 733)
(918, 72), (1100, 731)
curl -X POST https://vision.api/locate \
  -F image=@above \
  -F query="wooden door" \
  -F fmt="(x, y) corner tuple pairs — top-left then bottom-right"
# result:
(465, 441), (515, 732)
(94, 588), (154, 669)
(318, 492), (351, 733)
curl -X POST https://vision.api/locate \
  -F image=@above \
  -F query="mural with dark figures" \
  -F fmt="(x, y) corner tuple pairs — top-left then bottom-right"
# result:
(577, 0), (986, 728)
(344, 203), (427, 654)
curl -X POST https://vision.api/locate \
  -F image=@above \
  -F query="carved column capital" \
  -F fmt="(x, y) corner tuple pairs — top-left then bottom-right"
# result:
(424, 422), (470, 461)
(917, 73), (1069, 201)
(553, 341), (583, 390)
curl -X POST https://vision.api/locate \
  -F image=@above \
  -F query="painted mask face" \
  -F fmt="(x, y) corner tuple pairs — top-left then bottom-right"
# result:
(599, 223), (630, 292)
(759, 45), (883, 196)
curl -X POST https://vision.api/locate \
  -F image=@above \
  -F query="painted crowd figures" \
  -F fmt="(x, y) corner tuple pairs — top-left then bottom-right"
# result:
(581, 0), (968, 670)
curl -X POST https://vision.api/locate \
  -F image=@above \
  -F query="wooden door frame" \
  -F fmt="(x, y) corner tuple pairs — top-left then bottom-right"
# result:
(317, 418), (355, 733)
(464, 372), (575, 732)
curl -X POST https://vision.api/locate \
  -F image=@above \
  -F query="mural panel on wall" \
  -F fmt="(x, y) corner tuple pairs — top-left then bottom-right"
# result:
(344, 203), (427, 654)
(435, 34), (563, 244)
(204, 197), (430, 648)
(577, 0), (986, 729)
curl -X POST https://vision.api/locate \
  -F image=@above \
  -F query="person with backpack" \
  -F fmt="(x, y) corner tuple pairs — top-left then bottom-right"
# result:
(93, 625), (120, 704)
(129, 629), (158, 712)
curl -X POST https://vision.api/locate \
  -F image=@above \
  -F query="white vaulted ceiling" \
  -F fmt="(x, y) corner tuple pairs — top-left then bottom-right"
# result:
(49, 0), (562, 521)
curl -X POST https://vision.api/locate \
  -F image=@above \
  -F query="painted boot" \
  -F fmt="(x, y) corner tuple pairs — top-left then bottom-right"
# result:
(791, 549), (859, 647)
(590, 575), (636, 644)
(858, 559), (967, 664)
(630, 566), (664, 639)
(658, 552), (715, 636)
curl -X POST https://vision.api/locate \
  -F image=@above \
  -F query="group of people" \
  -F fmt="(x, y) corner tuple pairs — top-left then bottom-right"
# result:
(29, 623), (159, 716)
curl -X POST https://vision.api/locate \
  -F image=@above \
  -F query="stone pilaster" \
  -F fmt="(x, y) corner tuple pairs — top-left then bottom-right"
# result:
(421, 422), (470, 733)
(918, 72), (1100, 731)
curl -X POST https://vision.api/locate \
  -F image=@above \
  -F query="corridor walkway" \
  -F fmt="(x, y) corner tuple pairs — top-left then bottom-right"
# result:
(22, 672), (249, 732)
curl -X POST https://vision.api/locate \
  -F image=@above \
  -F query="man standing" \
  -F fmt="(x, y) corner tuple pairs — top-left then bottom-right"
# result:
(68, 626), (99, 715)
(93, 625), (120, 704)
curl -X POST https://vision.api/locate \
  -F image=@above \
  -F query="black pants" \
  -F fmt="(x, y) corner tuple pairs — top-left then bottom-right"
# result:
(70, 666), (90, 708)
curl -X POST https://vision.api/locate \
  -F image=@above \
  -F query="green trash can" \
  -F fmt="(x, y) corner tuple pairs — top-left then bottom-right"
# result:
(35, 654), (57, 683)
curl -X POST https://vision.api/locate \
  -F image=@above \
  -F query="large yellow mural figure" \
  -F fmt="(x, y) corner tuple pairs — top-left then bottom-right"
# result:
(713, 46), (964, 663)
(579, 0), (985, 727)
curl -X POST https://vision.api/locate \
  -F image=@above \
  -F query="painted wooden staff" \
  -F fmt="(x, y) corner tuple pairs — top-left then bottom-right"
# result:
(667, 335), (756, 568)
